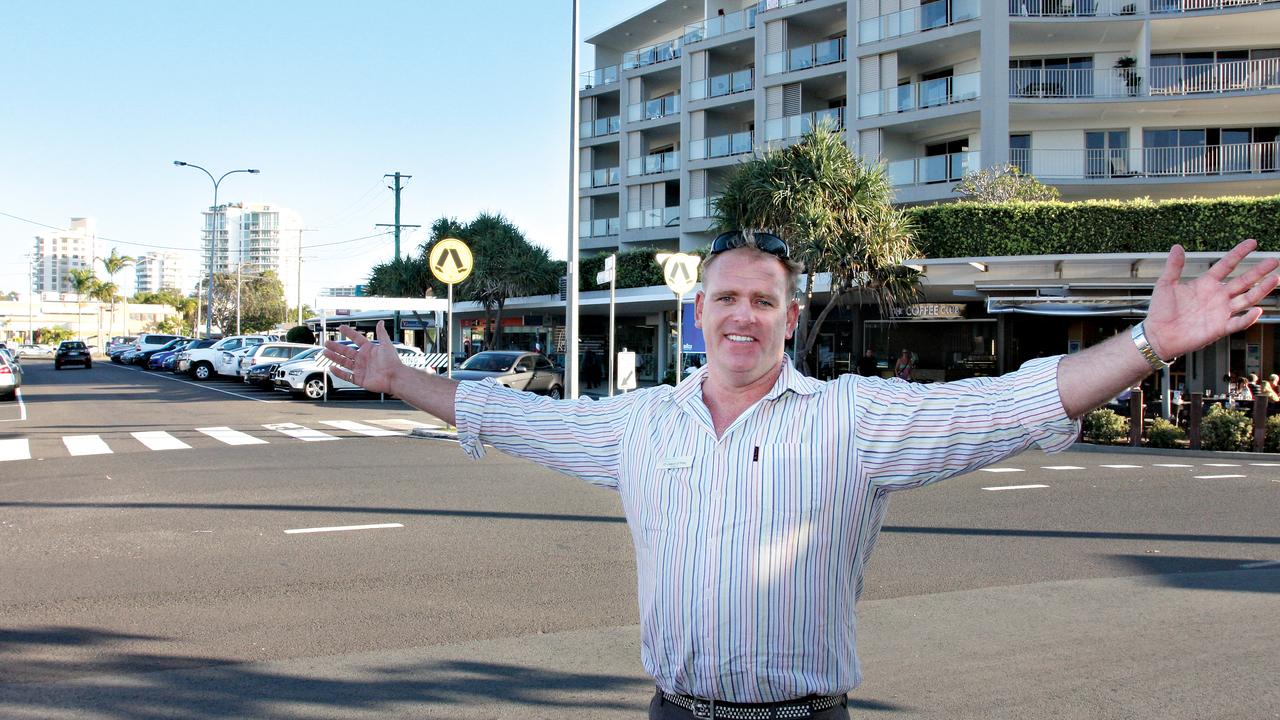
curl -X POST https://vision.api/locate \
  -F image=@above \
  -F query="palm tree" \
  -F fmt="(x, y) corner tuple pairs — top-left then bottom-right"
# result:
(90, 281), (119, 353)
(714, 126), (922, 374)
(100, 248), (135, 343)
(67, 268), (99, 342)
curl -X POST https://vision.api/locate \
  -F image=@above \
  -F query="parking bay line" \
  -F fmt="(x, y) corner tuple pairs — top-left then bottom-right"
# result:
(320, 420), (401, 437)
(104, 363), (285, 403)
(1100, 464), (1143, 469)
(1041, 465), (1085, 470)
(978, 467), (1024, 473)
(284, 523), (403, 535)
(197, 427), (268, 446)
(1241, 560), (1280, 569)
(1153, 463), (1194, 468)
(0, 438), (31, 462)
(63, 434), (112, 456)
(0, 388), (28, 423)
(982, 484), (1049, 491)
(132, 431), (191, 451)
(1195, 474), (1247, 479)
(264, 423), (339, 442)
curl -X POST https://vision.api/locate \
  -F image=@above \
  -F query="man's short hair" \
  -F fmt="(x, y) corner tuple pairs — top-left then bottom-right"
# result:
(701, 230), (804, 300)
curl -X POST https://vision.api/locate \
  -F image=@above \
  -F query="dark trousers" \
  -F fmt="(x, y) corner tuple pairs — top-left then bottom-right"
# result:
(648, 690), (851, 720)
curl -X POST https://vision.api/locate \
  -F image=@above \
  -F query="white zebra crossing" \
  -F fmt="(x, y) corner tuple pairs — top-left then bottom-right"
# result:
(132, 431), (191, 451)
(197, 427), (269, 446)
(0, 438), (31, 462)
(366, 418), (440, 431)
(63, 435), (112, 456)
(320, 420), (400, 437)
(263, 423), (340, 442)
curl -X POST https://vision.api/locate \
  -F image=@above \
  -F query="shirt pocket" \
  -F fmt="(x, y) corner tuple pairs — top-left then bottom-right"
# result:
(749, 441), (825, 528)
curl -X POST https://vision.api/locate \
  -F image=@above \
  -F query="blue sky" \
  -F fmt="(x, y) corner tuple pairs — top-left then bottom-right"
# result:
(0, 1), (653, 299)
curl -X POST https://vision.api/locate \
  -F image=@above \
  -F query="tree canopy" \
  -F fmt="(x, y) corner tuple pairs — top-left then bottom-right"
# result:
(953, 163), (1061, 202)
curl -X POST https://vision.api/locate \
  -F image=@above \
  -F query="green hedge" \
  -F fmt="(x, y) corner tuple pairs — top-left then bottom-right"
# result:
(909, 195), (1280, 258)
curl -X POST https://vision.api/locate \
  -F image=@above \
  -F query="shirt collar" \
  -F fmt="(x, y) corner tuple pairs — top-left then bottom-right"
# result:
(671, 355), (825, 409)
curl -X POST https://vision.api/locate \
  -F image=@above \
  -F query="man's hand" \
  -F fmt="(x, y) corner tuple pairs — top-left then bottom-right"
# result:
(1145, 238), (1280, 360)
(322, 321), (402, 395)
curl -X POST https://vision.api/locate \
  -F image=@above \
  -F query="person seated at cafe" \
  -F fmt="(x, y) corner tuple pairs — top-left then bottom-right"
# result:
(1260, 374), (1280, 403)
(1226, 374), (1254, 401)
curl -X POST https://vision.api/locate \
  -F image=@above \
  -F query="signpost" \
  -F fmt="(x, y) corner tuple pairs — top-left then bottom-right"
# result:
(596, 254), (616, 397)
(429, 237), (474, 381)
(656, 252), (699, 383)
(617, 350), (636, 392)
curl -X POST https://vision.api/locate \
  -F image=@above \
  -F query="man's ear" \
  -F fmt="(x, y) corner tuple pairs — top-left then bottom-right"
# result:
(694, 291), (705, 329)
(785, 299), (800, 339)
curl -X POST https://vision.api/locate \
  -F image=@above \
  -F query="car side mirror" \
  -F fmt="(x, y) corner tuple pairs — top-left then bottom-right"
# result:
(516, 363), (531, 373)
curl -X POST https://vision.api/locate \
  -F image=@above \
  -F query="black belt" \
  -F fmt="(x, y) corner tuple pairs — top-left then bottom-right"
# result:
(660, 689), (845, 719)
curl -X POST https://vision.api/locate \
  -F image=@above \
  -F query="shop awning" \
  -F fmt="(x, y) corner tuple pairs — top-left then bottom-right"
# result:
(985, 296), (1150, 316)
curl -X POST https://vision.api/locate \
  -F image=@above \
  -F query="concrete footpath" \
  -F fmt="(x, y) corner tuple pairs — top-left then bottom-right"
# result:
(3, 569), (1276, 719)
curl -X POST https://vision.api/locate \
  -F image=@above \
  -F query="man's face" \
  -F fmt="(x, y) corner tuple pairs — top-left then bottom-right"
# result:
(694, 248), (799, 386)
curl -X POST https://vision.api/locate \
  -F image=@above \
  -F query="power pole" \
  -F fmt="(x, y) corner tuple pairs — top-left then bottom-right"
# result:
(291, 228), (317, 326)
(376, 171), (419, 342)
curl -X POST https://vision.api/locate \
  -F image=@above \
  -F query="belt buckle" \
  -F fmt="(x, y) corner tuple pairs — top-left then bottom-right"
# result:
(691, 700), (713, 719)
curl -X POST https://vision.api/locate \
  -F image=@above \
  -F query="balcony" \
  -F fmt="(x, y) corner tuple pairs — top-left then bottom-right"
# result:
(1013, 142), (1280, 178)
(1009, 59), (1280, 99)
(623, 38), (682, 70)
(1011, 0), (1279, 15)
(764, 107), (845, 141)
(579, 217), (621, 237)
(579, 166), (621, 189)
(627, 151), (681, 176)
(691, 68), (755, 100)
(626, 206), (681, 230)
(859, 72), (980, 117)
(1152, 0), (1280, 13)
(690, 130), (755, 160)
(757, 0), (817, 13)
(888, 151), (980, 185)
(684, 6), (758, 44)
(580, 65), (619, 90)
(579, 115), (621, 139)
(689, 195), (724, 219)
(860, 0), (979, 43)
(766, 37), (846, 75)
(628, 95), (681, 123)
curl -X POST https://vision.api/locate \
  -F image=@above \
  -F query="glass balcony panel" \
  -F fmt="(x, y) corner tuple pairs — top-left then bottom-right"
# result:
(858, 19), (880, 44)
(887, 159), (915, 186)
(814, 38), (843, 66)
(894, 84), (916, 112)
(921, 0), (949, 29)
(608, 218), (620, 235)
(628, 104), (643, 122)
(691, 79), (707, 100)
(664, 205), (680, 226)
(592, 219), (607, 236)
(790, 46), (813, 71)
(690, 139), (708, 160)
(731, 131), (753, 155)
(710, 135), (730, 157)
(919, 155), (949, 183)
(954, 72), (980, 101)
(579, 171), (591, 188)
(858, 90), (883, 117)
(580, 121), (593, 138)
(919, 77), (951, 107)
(732, 69), (753, 93)
(765, 118), (786, 141)
(766, 52), (786, 75)
(954, 0), (980, 20)
(710, 74), (731, 97)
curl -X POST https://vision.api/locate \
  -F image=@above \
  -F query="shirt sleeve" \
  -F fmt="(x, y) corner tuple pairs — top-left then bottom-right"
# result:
(852, 355), (1080, 491)
(453, 378), (637, 489)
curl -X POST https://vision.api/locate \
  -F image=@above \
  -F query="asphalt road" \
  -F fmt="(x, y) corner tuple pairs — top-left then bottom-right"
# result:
(1, 357), (1277, 719)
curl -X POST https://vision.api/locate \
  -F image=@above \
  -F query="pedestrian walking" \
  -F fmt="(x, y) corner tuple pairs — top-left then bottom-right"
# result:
(583, 349), (602, 389)
(893, 348), (914, 380)
(857, 348), (879, 377)
(324, 233), (1276, 718)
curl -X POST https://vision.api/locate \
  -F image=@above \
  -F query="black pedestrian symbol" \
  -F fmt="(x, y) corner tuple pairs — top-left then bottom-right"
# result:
(436, 248), (466, 273)
(667, 262), (691, 283)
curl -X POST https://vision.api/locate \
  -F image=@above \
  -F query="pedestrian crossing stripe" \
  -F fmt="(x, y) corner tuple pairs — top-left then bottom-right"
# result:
(320, 420), (400, 436)
(132, 431), (191, 451)
(197, 427), (269, 446)
(263, 423), (339, 442)
(0, 438), (30, 462)
(316, 352), (450, 371)
(63, 435), (112, 456)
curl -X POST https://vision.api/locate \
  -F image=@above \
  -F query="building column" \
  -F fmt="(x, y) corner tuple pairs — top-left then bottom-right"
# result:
(979, 0), (1011, 170)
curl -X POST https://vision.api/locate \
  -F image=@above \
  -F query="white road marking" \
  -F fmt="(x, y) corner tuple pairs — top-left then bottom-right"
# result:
(1153, 463), (1193, 468)
(320, 420), (400, 437)
(264, 423), (339, 442)
(104, 363), (285, 403)
(197, 427), (268, 445)
(62, 434), (112, 456)
(1240, 560), (1280, 569)
(1195, 474), (1247, 479)
(1203, 463), (1242, 467)
(0, 388), (28, 422)
(1041, 465), (1085, 470)
(979, 467), (1024, 473)
(0, 438), (31, 461)
(284, 523), (403, 535)
(132, 431), (191, 451)
(1100, 464), (1142, 469)
(1248, 462), (1280, 467)
(367, 418), (439, 430)
(982, 484), (1049, 491)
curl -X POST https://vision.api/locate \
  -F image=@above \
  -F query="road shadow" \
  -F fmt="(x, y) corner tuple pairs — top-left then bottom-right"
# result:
(1104, 554), (1280, 593)
(882, 524), (1280, 546)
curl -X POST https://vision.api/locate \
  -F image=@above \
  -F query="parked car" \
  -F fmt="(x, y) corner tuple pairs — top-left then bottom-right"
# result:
(0, 352), (22, 399)
(452, 351), (564, 399)
(129, 337), (188, 367)
(234, 342), (315, 382)
(55, 340), (92, 370)
(0, 347), (19, 371)
(132, 333), (184, 354)
(106, 336), (136, 358)
(149, 338), (202, 371)
(177, 334), (277, 380)
(275, 343), (424, 399)
(16, 343), (52, 357)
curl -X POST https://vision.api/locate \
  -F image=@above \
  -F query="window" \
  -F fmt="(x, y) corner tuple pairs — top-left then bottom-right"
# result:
(536, 356), (555, 371)
(1086, 130), (1129, 177)
(1010, 134), (1032, 173)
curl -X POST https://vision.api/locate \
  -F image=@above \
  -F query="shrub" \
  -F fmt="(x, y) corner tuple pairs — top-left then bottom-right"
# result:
(1147, 417), (1186, 448)
(1084, 408), (1129, 444)
(286, 325), (316, 344)
(1200, 404), (1251, 451)
(1265, 414), (1280, 453)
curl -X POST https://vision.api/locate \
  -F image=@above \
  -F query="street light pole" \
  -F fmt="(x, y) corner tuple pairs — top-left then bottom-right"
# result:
(174, 161), (259, 338)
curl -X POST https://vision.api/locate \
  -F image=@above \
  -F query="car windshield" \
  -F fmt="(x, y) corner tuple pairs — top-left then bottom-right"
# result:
(62, 342), (86, 350)
(460, 352), (520, 372)
(293, 348), (321, 361)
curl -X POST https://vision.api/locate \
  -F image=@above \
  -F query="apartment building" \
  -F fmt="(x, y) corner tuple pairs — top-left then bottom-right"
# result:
(579, 0), (1279, 251)
(134, 251), (188, 294)
(31, 218), (101, 294)
(200, 202), (303, 304)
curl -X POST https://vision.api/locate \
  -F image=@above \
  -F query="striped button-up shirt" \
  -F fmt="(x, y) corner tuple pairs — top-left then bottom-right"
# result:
(454, 355), (1078, 703)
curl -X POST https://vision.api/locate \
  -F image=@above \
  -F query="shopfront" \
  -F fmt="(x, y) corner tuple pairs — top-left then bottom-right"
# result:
(863, 303), (998, 382)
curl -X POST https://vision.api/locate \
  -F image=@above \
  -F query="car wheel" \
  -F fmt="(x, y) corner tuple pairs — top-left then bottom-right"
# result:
(85, 361), (92, 369)
(547, 385), (563, 400)
(303, 376), (328, 400)
(191, 362), (213, 381)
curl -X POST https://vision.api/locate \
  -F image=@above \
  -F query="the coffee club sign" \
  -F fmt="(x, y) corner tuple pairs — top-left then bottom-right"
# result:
(891, 303), (967, 319)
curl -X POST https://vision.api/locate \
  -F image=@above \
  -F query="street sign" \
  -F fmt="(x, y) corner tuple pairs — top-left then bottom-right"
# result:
(429, 238), (473, 284)
(657, 252), (699, 296)
(617, 351), (636, 391)
(596, 268), (613, 284)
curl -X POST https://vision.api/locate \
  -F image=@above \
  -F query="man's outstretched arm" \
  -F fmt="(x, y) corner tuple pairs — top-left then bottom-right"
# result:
(323, 321), (459, 425)
(1057, 238), (1279, 418)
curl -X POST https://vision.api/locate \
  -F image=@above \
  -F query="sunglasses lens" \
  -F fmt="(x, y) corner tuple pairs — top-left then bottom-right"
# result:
(710, 231), (788, 259)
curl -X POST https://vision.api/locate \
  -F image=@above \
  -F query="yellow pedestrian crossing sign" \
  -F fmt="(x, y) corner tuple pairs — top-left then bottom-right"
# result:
(429, 238), (473, 284)
(656, 252), (699, 296)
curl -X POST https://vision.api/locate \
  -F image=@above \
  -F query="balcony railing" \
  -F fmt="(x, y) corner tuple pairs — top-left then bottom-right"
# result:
(578, 166), (621, 189)
(690, 130), (755, 160)
(1009, 59), (1280, 99)
(766, 37), (846, 75)
(757, 0), (815, 13)
(580, 65), (619, 90)
(859, 72), (980, 117)
(579, 115), (621, 139)
(1152, 0), (1280, 13)
(691, 68), (755, 100)
(627, 151), (681, 176)
(1013, 142), (1280, 178)
(684, 6), (758, 44)
(764, 107), (845, 141)
(623, 38), (682, 70)
(579, 217), (621, 237)
(860, 0), (979, 44)
(626, 206), (681, 230)
(888, 151), (980, 186)
(627, 94), (681, 122)
(689, 195), (724, 219)
(1011, 0), (1279, 15)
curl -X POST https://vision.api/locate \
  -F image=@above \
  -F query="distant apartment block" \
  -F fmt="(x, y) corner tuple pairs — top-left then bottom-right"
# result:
(134, 251), (188, 294)
(320, 286), (359, 297)
(579, 0), (1280, 255)
(201, 202), (303, 305)
(32, 217), (101, 294)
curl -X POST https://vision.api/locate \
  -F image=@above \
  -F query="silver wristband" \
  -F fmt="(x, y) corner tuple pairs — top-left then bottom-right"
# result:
(1131, 321), (1171, 372)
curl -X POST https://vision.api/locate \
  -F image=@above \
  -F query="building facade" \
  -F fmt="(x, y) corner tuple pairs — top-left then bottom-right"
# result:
(134, 251), (188, 295)
(200, 202), (302, 304)
(32, 218), (101, 294)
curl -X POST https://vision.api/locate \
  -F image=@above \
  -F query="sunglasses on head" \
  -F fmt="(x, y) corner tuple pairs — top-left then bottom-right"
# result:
(709, 230), (790, 260)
